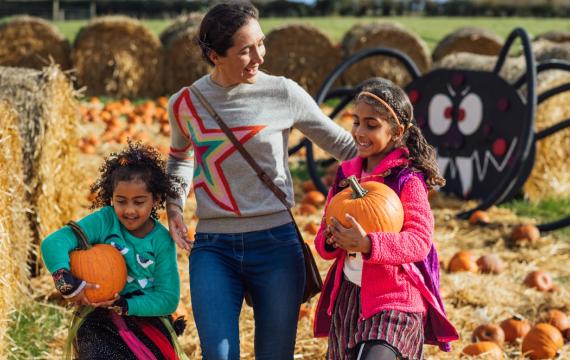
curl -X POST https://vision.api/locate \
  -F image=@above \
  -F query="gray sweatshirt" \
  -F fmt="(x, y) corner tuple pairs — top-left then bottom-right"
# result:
(167, 72), (356, 233)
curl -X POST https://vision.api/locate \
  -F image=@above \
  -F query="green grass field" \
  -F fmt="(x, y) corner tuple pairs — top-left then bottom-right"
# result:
(54, 16), (570, 49)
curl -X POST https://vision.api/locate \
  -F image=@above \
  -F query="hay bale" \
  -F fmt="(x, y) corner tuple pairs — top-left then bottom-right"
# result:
(434, 52), (525, 83)
(0, 16), (70, 70)
(0, 65), (82, 267)
(262, 23), (342, 96)
(162, 23), (210, 94)
(432, 27), (503, 62)
(523, 72), (570, 202)
(340, 22), (431, 87)
(71, 16), (163, 97)
(0, 101), (31, 358)
(159, 13), (203, 48)
(535, 31), (570, 44)
(532, 39), (570, 63)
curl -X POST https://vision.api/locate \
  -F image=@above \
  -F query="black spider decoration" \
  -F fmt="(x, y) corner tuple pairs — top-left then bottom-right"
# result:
(290, 28), (570, 232)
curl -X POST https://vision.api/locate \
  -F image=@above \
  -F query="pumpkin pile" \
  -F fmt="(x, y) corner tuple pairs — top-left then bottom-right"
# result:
(79, 96), (171, 154)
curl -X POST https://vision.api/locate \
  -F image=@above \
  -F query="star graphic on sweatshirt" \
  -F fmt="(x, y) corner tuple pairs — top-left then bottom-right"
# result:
(173, 89), (265, 215)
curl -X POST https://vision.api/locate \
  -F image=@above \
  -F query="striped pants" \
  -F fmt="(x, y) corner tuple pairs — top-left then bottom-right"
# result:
(328, 278), (425, 360)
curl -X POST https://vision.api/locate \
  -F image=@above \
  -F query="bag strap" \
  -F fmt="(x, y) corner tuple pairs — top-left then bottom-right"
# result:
(189, 85), (296, 220)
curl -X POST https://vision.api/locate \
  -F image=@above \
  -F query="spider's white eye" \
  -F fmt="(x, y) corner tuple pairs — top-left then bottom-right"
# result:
(428, 94), (453, 136)
(458, 93), (483, 136)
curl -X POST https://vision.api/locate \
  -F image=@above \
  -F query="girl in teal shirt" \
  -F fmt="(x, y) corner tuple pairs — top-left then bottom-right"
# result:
(41, 142), (186, 359)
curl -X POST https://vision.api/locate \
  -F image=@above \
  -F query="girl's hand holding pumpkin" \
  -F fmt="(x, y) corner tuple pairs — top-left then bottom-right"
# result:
(329, 215), (372, 254)
(90, 293), (120, 308)
(67, 282), (100, 306)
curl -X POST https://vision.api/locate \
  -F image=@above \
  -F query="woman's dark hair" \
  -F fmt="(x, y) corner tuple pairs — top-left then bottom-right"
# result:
(90, 141), (184, 219)
(198, 1), (259, 66)
(356, 77), (446, 189)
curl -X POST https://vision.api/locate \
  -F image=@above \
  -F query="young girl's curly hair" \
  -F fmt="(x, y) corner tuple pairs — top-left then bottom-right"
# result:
(90, 141), (184, 219)
(356, 77), (446, 189)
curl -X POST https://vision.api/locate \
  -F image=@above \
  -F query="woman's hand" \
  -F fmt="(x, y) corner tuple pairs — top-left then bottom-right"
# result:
(328, 214), (371, 254)
(166, 203), (193, 251)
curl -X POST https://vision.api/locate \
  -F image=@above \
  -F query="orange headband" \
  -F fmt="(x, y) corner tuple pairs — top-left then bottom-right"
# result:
(358, 91), (409, 128)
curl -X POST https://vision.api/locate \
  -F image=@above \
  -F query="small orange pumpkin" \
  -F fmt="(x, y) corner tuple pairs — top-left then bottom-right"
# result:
(500, 315), (531, 343)
(448, 251), (478, 273)
(524, 270), (553, 292)
(325, 176), (404, 233)
(541, 310), (570, 332)
(298, 304), (311, 320)
(476, 254), (504, 274)
(511, 224), (540, 244)
(303, 190), (326, 207)
(472, 323), (505, 346)
(68, 222), (127, 303)
(301, 180), (317, 192)
(298, 203), (318, 215)
(469, 210), (490, 225)
(461, 341), (503, 359)
(521, 323), (564, 359)
(303, 222), (319, 235)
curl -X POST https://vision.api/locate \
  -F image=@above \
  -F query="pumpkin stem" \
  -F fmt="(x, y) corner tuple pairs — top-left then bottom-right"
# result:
(67, 221), (92, 250)
(346, 176), (368, 199)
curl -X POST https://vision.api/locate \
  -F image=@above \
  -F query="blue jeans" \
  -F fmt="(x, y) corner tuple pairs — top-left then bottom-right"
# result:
(189, 222), (305, 360)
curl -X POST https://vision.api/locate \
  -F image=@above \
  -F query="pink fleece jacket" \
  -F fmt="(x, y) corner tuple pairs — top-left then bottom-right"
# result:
(314, 148), (434, 322)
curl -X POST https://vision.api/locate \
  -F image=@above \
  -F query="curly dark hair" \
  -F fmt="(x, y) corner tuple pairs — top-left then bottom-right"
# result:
(356, 77), (446, 190)
(90, 141), (184, 219)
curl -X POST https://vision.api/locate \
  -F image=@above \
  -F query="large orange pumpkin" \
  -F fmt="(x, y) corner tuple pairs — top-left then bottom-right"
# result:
(521, 323), (564, 359)
(68, 222), (127, 303)
(461, 341), (503, 359)
(325, 176), (404, 233)
(500, 315), (531, 343)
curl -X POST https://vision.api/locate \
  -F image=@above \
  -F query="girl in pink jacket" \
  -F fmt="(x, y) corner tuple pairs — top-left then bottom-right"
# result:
(313, 78), (458, 360)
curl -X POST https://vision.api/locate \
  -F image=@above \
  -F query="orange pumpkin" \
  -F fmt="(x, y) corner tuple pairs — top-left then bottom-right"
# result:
(500, 315), (531, 343)
(541, 310), (570, 332)
(298, 203), (318, 215)
(325, 176), (403, 233)
(303, 190), (326, 207)
(511, 224), (540, 244)
(469, 210), (490, 225)
(448, 251), (478, 273)
(524, 270), (553, 292)
(68, 222), (127, 303)
(303, 222), (319, 235)
(461, 341), (503, 359)
(472, 323), (505, 346)
(476, 254), (504, 274)
(302, 179), (317, 192)
(521, 323), (564, 359)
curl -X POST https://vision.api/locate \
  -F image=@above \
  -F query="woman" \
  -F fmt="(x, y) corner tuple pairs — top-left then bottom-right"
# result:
(165, 2), (356, 359)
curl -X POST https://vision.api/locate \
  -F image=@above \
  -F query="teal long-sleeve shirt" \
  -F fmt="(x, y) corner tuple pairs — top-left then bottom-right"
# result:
(41, 206), (180, 317)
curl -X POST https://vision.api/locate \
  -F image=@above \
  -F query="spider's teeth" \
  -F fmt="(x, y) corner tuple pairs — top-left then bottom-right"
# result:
(456, 157), (473, 197)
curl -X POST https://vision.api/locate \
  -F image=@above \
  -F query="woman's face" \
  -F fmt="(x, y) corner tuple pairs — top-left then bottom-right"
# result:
(210, 18), (266, 87)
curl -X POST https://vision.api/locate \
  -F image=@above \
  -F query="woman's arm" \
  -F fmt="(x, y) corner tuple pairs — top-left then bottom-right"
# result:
(166, 93), (195, 211)
(362, 175), (433, 265)
(286, 79), (357, 161)
(125, 236), (180, 317)
(166, 93), (195, 250)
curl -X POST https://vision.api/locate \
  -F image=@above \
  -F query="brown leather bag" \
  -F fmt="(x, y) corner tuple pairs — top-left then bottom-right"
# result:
(190, 85), (322, 305)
